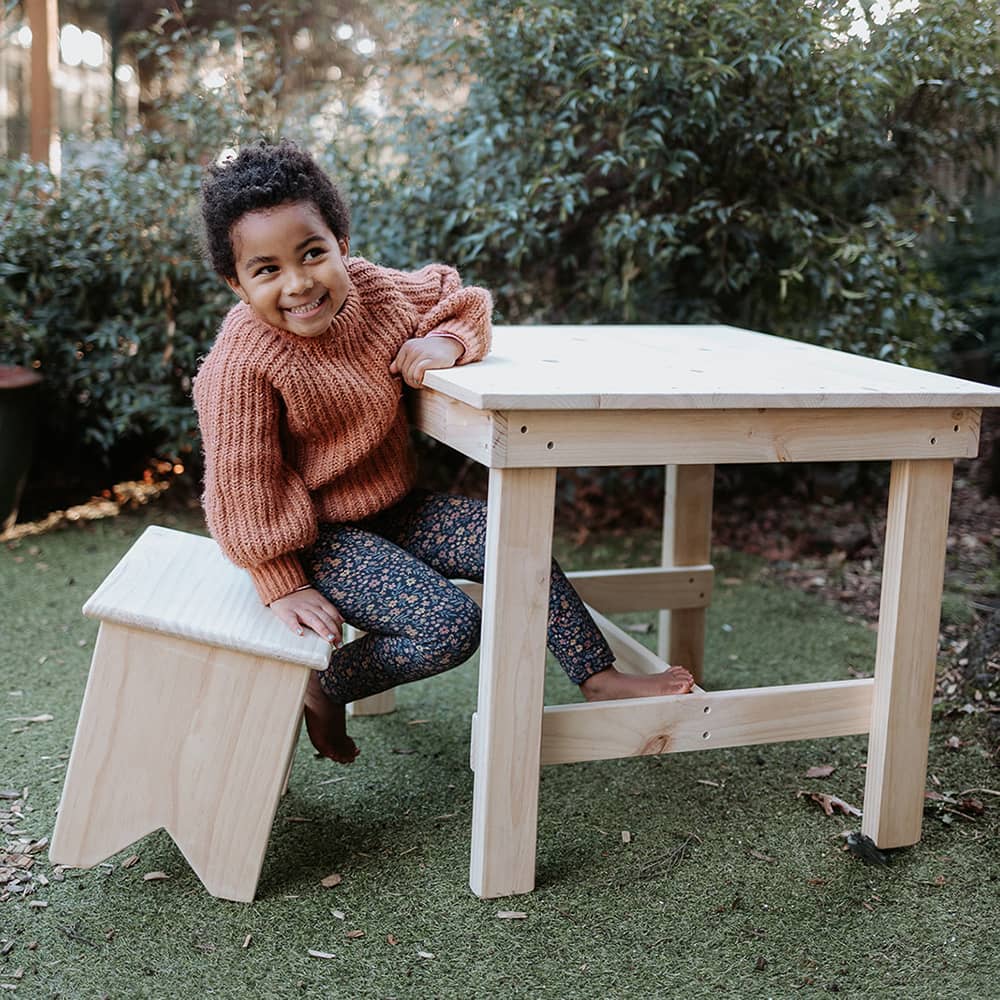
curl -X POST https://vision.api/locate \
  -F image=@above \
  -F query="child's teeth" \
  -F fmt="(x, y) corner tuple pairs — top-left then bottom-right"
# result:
(289, 297), (322, 314)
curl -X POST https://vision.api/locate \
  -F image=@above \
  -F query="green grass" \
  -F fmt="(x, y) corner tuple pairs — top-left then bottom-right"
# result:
(1, 509), (997, 999)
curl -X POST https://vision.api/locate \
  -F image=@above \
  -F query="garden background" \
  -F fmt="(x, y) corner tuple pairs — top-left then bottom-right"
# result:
(1, 2), (998, 997)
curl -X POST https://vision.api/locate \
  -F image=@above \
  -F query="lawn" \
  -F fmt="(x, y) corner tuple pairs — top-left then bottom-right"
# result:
(1, 504), (997, 1000)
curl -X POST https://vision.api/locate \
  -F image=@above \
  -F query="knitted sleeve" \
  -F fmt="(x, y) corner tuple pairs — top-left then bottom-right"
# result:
(389, 263), (492, 363)
(193, 348), (318, 605)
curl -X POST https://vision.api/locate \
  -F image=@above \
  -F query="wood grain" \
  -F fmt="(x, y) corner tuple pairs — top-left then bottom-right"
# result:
(422, 326), (1000, 411)
(660, 465), (714, 684)
(863, 459), (953, 848)
(83, 526), (331, 669)
(469, 467), (556, 899)
(540, 679), (874, 766)
(50, 624), (309, 902)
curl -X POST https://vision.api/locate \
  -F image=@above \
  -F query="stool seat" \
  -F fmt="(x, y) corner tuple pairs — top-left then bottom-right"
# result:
(81, 525), (331, 668)
(50, 526), (332, 902)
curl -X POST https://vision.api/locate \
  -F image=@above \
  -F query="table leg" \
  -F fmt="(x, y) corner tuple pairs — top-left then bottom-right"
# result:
(659, 464), (714, 685)
(469, 466), (556, 898)
(862, 458), (953, 848)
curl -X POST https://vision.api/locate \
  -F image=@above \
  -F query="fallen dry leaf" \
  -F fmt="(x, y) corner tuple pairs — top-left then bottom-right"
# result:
(796, 790), (861, 818)
(308, 949), (336, 960)
(749, 850), (775, 863)
(621, 831), (632, 844)
(320, 873), (343, 888)
(346, 929), (365, 939)
(417, 950), (435, 960)
(805, 765), (835, 779)
(242, 934), (252, 949)
(142, 871), (170, 881)
(27, 900), (48, 909)
(6, 715), (53, 725)
(945, 735), (963, 750)
(331, 910), (346, 920)
(496, 911), (528, 920)
(386, 934), (399, 946)
(120, 855), (139, 869)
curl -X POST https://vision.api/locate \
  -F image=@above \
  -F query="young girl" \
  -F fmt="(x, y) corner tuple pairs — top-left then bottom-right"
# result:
(194, 139), (693, 764)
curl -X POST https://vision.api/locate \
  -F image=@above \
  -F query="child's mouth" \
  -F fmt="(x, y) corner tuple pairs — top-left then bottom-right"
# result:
(285, 293), (328, 318)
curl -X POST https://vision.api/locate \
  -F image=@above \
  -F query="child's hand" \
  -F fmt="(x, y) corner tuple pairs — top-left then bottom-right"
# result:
(269, 587), (345, 646)
(390, 336), (463, 387)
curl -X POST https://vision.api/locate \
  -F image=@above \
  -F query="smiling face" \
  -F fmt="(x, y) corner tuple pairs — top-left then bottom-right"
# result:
(227, 201), (351, 338)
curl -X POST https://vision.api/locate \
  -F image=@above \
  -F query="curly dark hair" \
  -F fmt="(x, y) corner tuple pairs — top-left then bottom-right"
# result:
(201, 138), (351, 279)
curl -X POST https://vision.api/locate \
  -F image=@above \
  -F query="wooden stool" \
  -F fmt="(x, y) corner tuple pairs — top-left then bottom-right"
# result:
(49, 525), (390, 903)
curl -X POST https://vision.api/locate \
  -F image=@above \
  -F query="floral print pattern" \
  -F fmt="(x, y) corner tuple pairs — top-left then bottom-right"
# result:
(304, 490), (614, 703)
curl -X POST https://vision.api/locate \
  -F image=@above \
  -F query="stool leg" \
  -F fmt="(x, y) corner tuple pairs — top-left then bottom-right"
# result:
(281, 712), (303, 797)
(50, 623), (309, 903)
(659, 464), (714, 685)
(862, 458), (953, 848)
(469, 467), (556, 898)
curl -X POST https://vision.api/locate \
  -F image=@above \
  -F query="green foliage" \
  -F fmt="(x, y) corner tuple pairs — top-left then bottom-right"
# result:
(339, 0), (997, 365)
(0, 150), (228, 470)
(2, 0), (997, 495)
(930, 198), (1000, 377)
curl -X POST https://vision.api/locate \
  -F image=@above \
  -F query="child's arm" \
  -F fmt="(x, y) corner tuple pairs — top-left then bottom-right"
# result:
(194, 354), (318, 607)
(385, 263), (493, 365)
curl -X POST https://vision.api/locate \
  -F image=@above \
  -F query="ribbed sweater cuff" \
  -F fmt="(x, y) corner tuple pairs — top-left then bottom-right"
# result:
(251, 553), (310, 606)
(431, 323), (484, 365)
(426, 331), (466, 360)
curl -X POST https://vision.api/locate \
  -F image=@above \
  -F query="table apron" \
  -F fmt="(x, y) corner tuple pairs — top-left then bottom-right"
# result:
(411, 394), (981, 467)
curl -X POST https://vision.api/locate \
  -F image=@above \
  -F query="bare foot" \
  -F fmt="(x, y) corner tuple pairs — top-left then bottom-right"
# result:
(580, 665), (696, 702)
(303, 671), (359, 763)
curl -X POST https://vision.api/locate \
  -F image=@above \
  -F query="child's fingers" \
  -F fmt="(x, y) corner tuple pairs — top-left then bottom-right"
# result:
(298, 610), (343, 646)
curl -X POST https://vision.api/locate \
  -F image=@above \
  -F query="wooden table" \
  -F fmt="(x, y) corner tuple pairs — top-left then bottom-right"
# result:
(412, 324), (1000, 900)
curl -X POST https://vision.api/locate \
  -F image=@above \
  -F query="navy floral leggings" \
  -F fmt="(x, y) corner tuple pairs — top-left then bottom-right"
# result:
(303, 490), (614, 703)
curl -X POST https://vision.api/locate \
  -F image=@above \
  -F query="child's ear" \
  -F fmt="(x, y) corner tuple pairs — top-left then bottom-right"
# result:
(338, 237), (350, 257)
(226, 276), (249, 303)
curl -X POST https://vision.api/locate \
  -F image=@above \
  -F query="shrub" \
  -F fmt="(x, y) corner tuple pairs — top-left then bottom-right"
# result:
(1, 0), (997, 501)
(337, 0), (997, 366)
(931, 198), (1000, 378)
(0, 149), (228, 480)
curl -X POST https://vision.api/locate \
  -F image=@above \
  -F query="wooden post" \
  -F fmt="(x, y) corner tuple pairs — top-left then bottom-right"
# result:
(469, 466), (556, 898)
(28, 0), (59, 168)
(659, 464), (714, 685)
(862, 458), (953, 848)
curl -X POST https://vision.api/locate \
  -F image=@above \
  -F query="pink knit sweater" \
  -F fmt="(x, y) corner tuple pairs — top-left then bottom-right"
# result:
(193, 257), (492, 604)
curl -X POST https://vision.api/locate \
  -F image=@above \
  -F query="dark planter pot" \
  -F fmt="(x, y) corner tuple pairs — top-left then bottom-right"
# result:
(0, 365), (43, 532)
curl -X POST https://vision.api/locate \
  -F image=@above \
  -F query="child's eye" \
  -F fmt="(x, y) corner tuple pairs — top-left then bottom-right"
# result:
(253, 265), (278, 277)
(304, 246), (326, 261)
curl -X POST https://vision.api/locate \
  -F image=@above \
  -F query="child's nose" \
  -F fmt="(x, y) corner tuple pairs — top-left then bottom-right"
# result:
(285, 268), (313, 295)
